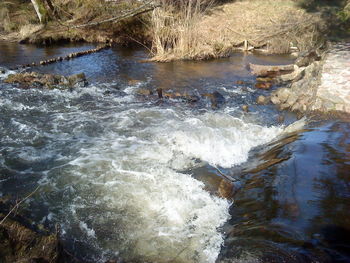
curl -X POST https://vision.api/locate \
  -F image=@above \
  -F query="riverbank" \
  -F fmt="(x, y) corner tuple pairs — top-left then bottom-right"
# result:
(261, 41), (350, 116)
(150, 0), (327, 61)
(2, 0), (348, 56)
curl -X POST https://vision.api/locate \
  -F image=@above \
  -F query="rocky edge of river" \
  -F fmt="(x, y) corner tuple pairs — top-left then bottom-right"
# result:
(254, 41), (350, 115)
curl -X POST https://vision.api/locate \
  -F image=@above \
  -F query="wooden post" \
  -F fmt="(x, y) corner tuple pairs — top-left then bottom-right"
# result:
(244, 39), (248, 51)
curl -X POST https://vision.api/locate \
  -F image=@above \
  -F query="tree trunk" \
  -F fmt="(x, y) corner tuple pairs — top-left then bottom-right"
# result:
(31, 0), (50, 24)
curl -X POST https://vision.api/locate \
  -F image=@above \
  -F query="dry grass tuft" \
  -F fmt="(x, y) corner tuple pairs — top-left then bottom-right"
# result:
(151, 0), (326, 61)
(151, 0), (217, 61)
(19, 24), (44, 39)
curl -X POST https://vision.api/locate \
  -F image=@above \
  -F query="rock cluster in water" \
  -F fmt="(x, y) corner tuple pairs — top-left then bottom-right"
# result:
(269, 48), (325, 112)
(137, 87), (226, 109)
(4, 71), (88, 89)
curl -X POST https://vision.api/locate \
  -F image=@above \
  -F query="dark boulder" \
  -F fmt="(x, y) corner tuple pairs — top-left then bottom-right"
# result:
(242, 105), (249, 112)
(202, 91), (225, 109)
(249, 63), (294, 77)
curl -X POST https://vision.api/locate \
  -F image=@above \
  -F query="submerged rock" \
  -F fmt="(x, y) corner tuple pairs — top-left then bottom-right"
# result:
(256, 95), (269, 105)
(4, 72), (88, 90)
(242, 105), (249, 112)
(277, 114), (285, 123)
(249, 63), (295, 77)
(202, 91), (225, 109)
(218, 179), (234, 199)
(68, 73), (88, 88)
(128, 79), (142, 86)
(137, 88), (153, 96)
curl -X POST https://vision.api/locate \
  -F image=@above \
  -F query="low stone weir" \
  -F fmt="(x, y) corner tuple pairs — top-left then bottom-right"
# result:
(9, 43), (112, 70)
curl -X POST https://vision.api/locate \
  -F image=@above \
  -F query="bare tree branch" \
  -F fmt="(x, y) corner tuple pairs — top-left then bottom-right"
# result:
(0, 186), (40, 225)
(72, 0), (160, 29)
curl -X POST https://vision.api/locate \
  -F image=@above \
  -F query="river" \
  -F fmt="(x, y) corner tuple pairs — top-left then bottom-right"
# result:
(0, 41), (349, 263)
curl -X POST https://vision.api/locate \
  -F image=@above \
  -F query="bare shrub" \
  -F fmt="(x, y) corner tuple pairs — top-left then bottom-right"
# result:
(151, 0), (326, 61)
(151, 0), (217, 61)
(0, 1), (38, 33)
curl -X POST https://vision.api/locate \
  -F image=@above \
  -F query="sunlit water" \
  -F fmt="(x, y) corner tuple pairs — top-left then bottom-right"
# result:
(0, 42), (349, 263)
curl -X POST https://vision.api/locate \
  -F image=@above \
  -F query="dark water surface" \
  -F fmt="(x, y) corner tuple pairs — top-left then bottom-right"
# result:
(0, 41), (349, 263)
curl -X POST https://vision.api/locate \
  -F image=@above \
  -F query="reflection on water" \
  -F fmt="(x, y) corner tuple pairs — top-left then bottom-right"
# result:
(0, 42), (349, 263)
(218, 121), (350, 263)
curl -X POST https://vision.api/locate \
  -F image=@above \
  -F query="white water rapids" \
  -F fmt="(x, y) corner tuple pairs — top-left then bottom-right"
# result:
(0, 74), (301, 262)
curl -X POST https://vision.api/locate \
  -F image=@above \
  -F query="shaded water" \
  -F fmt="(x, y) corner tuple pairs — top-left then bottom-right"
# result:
(0, 42), (349, 263)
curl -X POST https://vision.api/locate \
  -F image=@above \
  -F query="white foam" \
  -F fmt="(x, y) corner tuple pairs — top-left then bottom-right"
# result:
(0, 78), (302, 262)
(0, 68), (16, 80)
(79, 221), (96, 238)
(163, 112), (284, 168)
(63, 107), (293, 262)
(69, 158), (230, 262)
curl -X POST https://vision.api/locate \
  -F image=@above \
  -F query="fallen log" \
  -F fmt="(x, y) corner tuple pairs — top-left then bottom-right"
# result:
(249, 63), (295, 77)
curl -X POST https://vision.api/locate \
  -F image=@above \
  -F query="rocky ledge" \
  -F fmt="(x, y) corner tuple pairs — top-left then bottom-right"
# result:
(4, 72), (88, 90)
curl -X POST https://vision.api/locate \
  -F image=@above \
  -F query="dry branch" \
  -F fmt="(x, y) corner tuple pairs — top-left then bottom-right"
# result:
(72, 0), (160, 28)
(0, 186), (40, 225)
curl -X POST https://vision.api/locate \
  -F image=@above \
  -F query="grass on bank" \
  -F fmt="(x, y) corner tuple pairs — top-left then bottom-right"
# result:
(0, 0), (37, 33)
(150, 0), (328, 61)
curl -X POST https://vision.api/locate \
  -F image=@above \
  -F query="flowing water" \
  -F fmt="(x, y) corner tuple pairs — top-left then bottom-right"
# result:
(0, 42), (349, 263)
